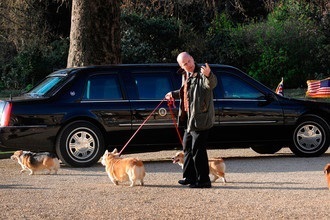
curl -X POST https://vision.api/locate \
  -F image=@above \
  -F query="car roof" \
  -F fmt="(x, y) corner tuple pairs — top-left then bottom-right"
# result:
(50, 63), (240, 76)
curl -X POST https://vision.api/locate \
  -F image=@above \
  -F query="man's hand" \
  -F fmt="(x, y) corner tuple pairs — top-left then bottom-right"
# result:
(201, 63), (211, 77)
(165, 92), (172, 100)
(165, 92), (176, 108)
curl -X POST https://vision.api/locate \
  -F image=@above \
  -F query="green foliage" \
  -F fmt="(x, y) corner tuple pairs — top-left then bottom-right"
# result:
(208, 13), (234, 35)
(121, 13), (193, 63)
(207, 0), (329, 88)
(1, 0), (329, 91)
(0, 38), (69, 90)
(247, 0), (328, 88)
(121, 14), (172, 63)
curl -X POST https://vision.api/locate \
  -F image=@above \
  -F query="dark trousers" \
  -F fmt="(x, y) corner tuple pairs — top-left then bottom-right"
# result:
(182, 129), (210, 183)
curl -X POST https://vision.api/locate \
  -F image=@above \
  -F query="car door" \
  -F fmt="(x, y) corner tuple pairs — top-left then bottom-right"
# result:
(81, 72), (133, 146)
(211, 70), (286, 146)
(124, 68), (183, 149)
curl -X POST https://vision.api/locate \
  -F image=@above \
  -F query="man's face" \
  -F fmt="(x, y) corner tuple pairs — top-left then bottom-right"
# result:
(178, 55), (195, 73)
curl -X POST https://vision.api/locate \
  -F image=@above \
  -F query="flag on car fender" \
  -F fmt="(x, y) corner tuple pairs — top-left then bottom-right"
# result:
(275, 77), (284, 96)
(306, 77), (330, 98)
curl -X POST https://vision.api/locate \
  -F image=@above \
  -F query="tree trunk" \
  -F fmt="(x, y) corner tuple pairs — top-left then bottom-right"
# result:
(67, 0), (121, 67)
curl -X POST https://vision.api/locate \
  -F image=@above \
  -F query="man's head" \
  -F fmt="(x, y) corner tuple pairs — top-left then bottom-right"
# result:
(177, 52), (195, 73)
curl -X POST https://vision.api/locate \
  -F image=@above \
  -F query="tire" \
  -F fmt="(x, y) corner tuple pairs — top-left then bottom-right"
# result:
(290, 116), (329, 157)
(56, 121), (105, 167)
(250, 146), (282, 154)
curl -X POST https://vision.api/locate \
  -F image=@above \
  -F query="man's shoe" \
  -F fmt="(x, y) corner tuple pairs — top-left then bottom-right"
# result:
(189, 182), (212, 188)
(178, 179), (195, 185)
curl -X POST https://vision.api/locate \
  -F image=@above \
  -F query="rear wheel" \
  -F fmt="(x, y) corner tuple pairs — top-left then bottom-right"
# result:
(56, 121), (105, 167)
(290, 116), (329, 157)
(251, 145), (282, 154)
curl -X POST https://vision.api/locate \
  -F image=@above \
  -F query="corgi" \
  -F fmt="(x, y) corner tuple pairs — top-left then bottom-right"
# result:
(172, 151), (226, 183)
(101, 149), (146, 187)
(11, 150), (60, 175)
(324, 163), (330, 190)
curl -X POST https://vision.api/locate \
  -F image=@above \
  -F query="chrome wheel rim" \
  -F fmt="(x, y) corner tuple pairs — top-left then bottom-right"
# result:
(296, 124), (323, 152)
(67, 128), (98, 162)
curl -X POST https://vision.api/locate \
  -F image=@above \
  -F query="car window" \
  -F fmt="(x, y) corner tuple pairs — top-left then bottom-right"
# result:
(26, 76), (65, 97)
(83, 74), (122, 100)
(215, 72), (264, 99)
(133, 74), (172, 100)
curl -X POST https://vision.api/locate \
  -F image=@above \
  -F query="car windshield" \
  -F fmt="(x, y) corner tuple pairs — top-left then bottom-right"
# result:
(25, 75), (66, 98)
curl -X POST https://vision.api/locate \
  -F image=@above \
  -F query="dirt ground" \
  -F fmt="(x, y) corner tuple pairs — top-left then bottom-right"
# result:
(0, 148), (329, 220)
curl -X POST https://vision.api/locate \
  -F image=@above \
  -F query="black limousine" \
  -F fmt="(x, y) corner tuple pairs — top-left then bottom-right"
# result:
(0, 64), (329, 167)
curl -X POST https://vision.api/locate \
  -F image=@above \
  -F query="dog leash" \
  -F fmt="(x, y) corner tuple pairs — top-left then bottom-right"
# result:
(118, 97), (183, 156)
(118, 98), (166, 156)
(167, 97), (183, 146)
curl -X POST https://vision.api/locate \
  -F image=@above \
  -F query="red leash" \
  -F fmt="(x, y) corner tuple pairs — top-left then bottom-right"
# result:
(118, 97), (183, 156)
(167, 97), (183, 146)
(118, 98), (166, 156)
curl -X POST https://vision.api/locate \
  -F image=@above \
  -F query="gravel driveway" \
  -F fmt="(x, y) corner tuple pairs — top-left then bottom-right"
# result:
(0, 148), (329, 220)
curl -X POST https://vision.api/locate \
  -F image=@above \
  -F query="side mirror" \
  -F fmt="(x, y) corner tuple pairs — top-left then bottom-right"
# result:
(265, 93), (275, 101)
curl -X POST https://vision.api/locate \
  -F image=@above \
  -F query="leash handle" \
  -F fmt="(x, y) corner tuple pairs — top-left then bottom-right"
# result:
(118, 98), (166, 156)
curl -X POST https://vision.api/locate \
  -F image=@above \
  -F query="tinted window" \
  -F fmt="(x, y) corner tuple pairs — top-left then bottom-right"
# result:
(133, 74), (172, 100)
(26, 76), (65, 97)
(83, 74), (122, 100)
(215, 72), (264, 99)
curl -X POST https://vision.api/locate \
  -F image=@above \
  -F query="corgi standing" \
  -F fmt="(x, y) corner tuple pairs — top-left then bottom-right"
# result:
(172, 151), (226, 183)
(101, 149), (145, 187)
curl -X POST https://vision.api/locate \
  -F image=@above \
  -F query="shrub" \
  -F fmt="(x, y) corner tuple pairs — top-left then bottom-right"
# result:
(0, 38), (68, 90)
(121, 13), (182, 63)
(207, 1), (329, 89)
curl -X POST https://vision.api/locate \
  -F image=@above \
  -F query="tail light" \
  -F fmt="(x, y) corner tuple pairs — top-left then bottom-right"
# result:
(0, 102), (12, 126)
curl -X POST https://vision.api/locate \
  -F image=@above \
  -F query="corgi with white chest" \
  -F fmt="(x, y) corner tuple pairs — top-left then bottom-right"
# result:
(172, 151), (226, 183)
(11, 150), (60, 175)
(101, 149), (146, 187)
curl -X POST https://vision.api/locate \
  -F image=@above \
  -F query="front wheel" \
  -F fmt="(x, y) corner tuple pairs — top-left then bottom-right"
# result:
(290, 116), (329, 157)
(56, 121), (105, 167)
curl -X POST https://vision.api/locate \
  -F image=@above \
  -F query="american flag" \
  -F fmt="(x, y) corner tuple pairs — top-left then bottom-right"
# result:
(275, 77), (284, 96)
(306, 77), (330, 98)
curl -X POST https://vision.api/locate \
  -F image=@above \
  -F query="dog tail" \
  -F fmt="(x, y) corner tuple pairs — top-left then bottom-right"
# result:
(130, 158), (144, 167)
